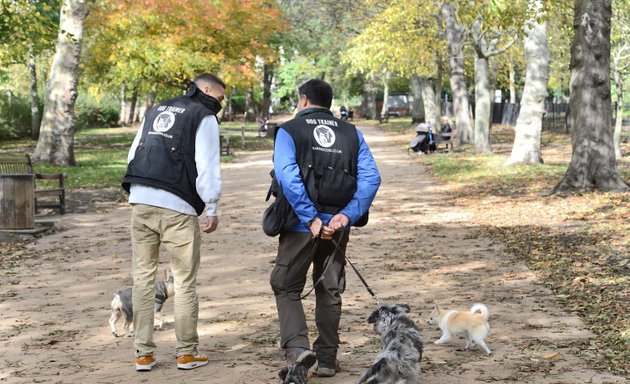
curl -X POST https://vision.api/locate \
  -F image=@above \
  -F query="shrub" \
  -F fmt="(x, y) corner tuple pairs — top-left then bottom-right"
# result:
(0, 93), (32, 139)
(74, 95), (119, 129)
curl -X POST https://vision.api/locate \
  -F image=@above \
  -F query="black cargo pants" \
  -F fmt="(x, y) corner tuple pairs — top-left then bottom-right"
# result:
(270, 230), (348, 365)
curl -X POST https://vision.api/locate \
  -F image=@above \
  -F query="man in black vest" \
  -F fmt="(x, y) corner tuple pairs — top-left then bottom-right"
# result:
(270, 79), (381, 377)
(122, 73), (225, 372)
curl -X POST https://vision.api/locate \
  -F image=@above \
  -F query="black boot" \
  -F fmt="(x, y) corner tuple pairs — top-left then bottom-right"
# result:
(285, 347), (317, 369)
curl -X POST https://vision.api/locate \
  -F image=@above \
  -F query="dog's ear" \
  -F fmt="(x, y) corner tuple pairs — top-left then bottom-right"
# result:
(278, 366), (289, 381)
(399, 304), (411, 313)
(367, 309), (380, 324)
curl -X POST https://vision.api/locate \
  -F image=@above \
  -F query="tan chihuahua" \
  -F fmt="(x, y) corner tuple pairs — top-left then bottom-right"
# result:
(428, 303), (491, 355)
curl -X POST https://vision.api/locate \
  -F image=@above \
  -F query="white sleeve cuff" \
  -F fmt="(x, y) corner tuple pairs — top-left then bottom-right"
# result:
(206, 202), (218, 217)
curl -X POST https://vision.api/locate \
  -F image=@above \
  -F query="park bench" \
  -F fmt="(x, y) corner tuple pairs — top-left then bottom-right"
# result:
(434, 130), (454, 153)
(0, 154), (66, 214)
(220, 135), (230, 155)
(378, 111), (401, 124)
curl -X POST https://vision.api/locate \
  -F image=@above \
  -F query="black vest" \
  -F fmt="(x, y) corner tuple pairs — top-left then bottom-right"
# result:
(122, 92), (217, 215)
(281, 108), (359, 214)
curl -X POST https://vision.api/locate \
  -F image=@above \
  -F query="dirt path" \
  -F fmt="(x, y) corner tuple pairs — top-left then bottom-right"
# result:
(0, 125), (626, 384)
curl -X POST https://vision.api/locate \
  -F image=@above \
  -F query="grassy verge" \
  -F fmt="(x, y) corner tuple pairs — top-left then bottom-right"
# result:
(0, 126), (274, 189)
(392, 124), (629, 376)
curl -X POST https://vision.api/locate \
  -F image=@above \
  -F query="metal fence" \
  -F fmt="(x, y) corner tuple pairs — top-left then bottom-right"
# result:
(442, 99), (627, 133)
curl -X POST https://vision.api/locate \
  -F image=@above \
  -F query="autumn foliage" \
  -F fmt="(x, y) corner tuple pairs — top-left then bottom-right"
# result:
(84, 0), (284, 92)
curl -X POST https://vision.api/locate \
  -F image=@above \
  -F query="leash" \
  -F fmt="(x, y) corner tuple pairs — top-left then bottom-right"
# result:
(295, 227), (379, 305)
(331, 235), (380, 306)
(296, 229), (346, 300)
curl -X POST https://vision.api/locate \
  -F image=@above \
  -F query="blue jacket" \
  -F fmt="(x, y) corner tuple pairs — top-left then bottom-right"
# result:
(273, 126), (381, 232)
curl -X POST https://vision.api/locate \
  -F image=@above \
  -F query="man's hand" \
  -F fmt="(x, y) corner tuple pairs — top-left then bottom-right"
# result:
(202, 216), (219, 233)
(309, 217), (334, 240)
(327, 213), (350, 232)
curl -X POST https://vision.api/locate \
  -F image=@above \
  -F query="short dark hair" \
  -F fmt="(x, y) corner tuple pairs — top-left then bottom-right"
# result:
(193, 73), (226, 90)
(298, 79), (333, 109)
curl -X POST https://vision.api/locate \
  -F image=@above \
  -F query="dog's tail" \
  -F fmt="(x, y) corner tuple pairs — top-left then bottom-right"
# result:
(470, 303), (489, 321)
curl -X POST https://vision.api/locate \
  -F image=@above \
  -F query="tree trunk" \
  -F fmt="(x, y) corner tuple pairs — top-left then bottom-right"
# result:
(262, 63), (274, 118)
(474, 55), (493, 153)
(553, 0), (628, 193)
(471, 16), (516, 153)
(245, 86), (256, 121)
(28, 45), (40, 140)
(146, 91), (156, 112)
(119, 83), (126, 126)
(226, 93), (234, 121)
(509, 66), (517, 104)
(380, 72), (390, 119)
(32, 0), (88, 166)
(436, 58), (444, 118)
(436, 7), (445, 118)
(612, 57), (624, 159)
(442, 3), (473, 144)
(506, 11), (550, 166)
(421, 77), (439, 130)
(362, 77), (377, 120)
(409, 75), (425, 124)
(127, 87), (138, 125)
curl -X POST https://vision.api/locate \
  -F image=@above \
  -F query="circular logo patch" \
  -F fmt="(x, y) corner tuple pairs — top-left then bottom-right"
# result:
(153, 111), (175, 133)
(313, 125), (336, 148)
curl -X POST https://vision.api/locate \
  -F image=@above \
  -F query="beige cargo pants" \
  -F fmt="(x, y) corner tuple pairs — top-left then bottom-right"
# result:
(131, 204), (201, 357)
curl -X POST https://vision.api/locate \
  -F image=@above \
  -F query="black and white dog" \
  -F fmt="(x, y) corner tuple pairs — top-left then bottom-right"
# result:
(358, 304), (423, 384)
(108, 269), (174, 337)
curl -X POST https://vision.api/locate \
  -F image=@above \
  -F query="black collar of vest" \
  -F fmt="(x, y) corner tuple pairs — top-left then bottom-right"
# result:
(185, 82), (222, 114)
(296, 107), (333, 118)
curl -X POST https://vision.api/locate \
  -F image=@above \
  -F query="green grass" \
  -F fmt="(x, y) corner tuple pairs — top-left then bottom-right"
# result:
(419, 152), (569, 189)
(33, 150), (129, 189)
(220, 121), (259, 132)
(366, 117), (415, 133)
(0, 126), (275, 189)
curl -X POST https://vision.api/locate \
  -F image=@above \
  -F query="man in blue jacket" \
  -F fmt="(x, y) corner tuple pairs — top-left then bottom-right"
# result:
(270, 79), (381, 377)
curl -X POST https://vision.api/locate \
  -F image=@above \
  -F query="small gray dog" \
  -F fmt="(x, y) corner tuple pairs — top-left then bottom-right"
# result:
(358, 304), (423, 384)
(108, 269), (174, 337)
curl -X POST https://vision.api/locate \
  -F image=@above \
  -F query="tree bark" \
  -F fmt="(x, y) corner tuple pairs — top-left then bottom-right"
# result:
(146, 91), (156, 112)
(245, 86), (256, 121)
(436, 57), (444, 118)
(127, 87), (138, 125)
(442, 3), (473, 144)
(506, 8), (550, 166)
(119, 83), (126, 126)
(226, 93), (234, 121)
(409, 75), (425, 124)
(474, 55), (493, 153)
(32, 0), (88, 166)
(28, 45), (40, 140)
(262, 63), (274, 119)
(421, 77), (439, 129)
(380, 72), (390, 119)
(362, 76), (377, 120)
(553, 0), (628, 192)
(612, 52), (626, 159)
(471, 17), (515, 153)
(509, 66), (517, 104)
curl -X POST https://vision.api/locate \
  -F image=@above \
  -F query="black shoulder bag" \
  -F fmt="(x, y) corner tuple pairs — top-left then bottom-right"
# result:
(261, 170), (301, 236)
